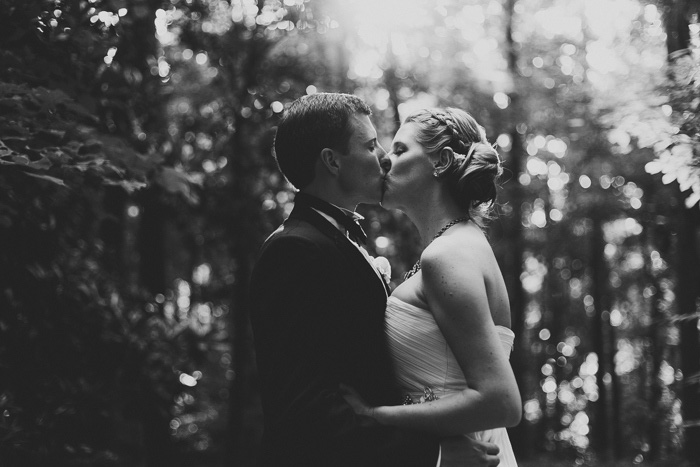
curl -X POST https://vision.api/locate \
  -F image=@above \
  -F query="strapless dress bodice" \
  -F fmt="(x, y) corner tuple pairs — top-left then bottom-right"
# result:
(384, 295), (519, 466)
(385, 295), (514, 401)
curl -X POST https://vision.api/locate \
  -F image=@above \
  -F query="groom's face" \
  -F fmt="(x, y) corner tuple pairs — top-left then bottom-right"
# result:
(336, 113), (389, 206)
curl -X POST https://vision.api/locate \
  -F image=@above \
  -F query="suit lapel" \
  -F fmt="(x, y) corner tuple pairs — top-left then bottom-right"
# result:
(289, 204), (389, 298)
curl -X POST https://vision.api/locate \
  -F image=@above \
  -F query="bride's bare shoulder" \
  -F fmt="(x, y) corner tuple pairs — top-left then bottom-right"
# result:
(421, 225), (491, 269)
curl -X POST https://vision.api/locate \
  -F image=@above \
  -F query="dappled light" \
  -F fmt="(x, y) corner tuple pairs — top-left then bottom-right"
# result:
(1, 0), (700, 466)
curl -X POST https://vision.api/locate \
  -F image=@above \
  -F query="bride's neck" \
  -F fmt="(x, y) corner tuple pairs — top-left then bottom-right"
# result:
(408, 196), (467, 248)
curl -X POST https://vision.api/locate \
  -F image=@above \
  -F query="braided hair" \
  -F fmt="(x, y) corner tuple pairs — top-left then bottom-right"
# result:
(404, 107), (502, 225)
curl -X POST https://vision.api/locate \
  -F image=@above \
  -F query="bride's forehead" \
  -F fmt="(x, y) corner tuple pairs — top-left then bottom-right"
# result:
(393, 122), (420, 144)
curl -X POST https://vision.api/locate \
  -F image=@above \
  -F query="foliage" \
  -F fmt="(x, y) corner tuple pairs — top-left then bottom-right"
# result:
(645, 46), (700, 209)
(0, 1), (218, 465)
(0, 79), (152, 192)
(1, 0), (698, 466)
(348, 0), (694, 463)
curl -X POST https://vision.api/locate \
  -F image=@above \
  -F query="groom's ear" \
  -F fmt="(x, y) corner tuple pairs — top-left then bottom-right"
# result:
(319, 148), (341, 176)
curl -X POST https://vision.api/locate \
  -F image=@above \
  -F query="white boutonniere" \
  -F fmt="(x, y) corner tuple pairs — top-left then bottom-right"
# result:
(370, 255), (392, 286)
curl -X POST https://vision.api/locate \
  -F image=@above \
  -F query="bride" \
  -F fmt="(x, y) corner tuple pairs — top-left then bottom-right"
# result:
(343, 107), (521, 466)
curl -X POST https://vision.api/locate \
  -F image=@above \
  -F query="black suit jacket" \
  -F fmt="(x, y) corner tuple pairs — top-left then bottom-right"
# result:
(249, 200), (439, 466)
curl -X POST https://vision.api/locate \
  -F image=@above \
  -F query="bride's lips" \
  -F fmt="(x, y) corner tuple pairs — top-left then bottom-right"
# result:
(380, 175), (390, 203)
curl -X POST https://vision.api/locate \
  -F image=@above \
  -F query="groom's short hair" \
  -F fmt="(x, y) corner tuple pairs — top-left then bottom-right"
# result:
(274, 92), (371, 190)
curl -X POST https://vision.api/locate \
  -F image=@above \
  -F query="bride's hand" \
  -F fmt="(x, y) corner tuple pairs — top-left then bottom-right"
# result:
(339, 383), (375, 418)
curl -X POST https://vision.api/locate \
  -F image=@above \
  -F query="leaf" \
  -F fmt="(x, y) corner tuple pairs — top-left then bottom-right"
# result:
(36, 128), (66, 145)
(103, 179), (148, 193)
(78, 140), (104, 155)
(23, 172), (68, 187)
(26, 156), (52, 170)
(40, 147), (72, 165)
(0, 139), (16, 158)
(155, 166), (199, 204)
(671, 141), (694, 161)
(661, 172), (676, 185)
(645, 160), (663, 175)
(72, 159), (103, 172)
(0, 155), (30, 166)
(677, 166), (693, 191)
(0, 153), (52, 170)
(685, 189), (700, 209)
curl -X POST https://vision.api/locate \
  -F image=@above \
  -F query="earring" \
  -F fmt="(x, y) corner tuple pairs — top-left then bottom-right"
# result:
(433, 169), (439, 178)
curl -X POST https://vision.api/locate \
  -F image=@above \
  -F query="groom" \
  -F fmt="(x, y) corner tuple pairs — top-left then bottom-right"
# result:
(249, 92), (500, 466)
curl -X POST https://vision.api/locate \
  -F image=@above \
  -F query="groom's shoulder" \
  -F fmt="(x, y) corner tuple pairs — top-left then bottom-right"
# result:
(261, 217), (330, 251)
(253, 219), (334, 278)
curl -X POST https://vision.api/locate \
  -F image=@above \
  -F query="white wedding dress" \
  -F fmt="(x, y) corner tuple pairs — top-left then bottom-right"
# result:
(385, 296), (519, 466)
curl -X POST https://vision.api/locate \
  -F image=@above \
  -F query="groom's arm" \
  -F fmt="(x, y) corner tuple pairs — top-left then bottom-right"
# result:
(250, 235), (440, 467)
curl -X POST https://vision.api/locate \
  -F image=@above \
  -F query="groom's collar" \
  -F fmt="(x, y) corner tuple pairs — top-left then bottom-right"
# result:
(294, 192), (367, 245)
(287, 200), (390, 297)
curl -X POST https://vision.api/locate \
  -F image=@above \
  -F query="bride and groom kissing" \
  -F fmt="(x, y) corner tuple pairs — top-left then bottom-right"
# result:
(249, 92), (521, 466)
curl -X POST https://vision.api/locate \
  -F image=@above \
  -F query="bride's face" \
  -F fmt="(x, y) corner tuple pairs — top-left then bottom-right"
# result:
(382, 122), (436, 211)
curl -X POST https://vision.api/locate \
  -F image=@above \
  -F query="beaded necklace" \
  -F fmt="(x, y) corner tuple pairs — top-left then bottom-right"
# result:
(403, 217), (470, 280)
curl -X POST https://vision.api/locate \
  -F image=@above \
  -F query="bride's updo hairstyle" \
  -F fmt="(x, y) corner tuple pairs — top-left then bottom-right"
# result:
(404, 107), (502, 225)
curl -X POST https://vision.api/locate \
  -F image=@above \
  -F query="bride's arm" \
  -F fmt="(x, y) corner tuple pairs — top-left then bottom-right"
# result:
(368, 242), (522, 436)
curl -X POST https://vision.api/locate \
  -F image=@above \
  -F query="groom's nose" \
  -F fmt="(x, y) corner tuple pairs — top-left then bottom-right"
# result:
(377, 144), (392, 173)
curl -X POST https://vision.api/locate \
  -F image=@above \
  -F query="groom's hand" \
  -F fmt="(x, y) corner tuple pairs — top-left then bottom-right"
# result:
(439, 436), (500, 466)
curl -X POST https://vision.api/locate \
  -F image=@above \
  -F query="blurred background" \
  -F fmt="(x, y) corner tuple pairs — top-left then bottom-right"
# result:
(1, 0), (699, 466)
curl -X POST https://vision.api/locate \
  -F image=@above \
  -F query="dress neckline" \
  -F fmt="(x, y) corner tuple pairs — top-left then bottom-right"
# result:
(387, 295), (515, 337)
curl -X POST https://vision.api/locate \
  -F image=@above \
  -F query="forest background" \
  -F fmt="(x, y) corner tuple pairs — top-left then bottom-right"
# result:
(1, 0), (700, 466)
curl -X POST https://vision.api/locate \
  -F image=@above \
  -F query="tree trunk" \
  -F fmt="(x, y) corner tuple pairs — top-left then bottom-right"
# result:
(100, 186), (128, 275)
(643, 208), (665, 461)
(503, 0), (529, 457)
(542, 205), (566, 452)
(226, 113), (265, 467)
(607, 317), (622, 459)
(590, 215), (610, 460)
(224, 31), (275, 461)
(138, 188), (167, 295)
(662, 1), (700, 462)
(676, 195), (700, 463)
(647, 276), (665, 461)
(383, 62), (404, 133)
(126, 0), (168, 296)
(135, 187), (175, 467)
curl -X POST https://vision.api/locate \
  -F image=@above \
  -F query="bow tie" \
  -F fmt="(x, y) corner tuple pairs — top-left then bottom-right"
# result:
(342, 210), (369, 245)
(295, 192), (368, 245)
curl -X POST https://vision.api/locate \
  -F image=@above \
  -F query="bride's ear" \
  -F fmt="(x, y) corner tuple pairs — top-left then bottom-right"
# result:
(319, 148), (341, 176)
(433, 147), (455, 176)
